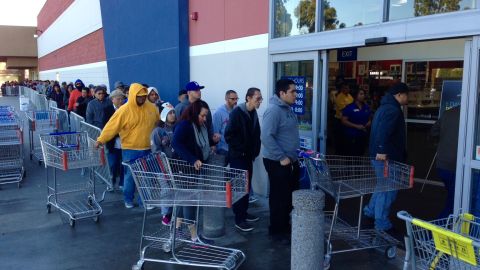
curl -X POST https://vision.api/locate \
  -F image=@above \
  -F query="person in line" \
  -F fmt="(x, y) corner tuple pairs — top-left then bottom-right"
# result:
(147, 86), (160, 104)
(177, 89), (187, 104)
(174, 81), (220, 147)
(262, 79), (300, 242)
(341, 87), (372, 156)
(172, 100), (214, 244)
(150, 102), (177, 225)
(74, 87), (92, 119)
(213, 90), (238, 161)
(47, 83), (65, 109)
(334, 82), (353, 154)
(103, 90), (127, 192)
(225, 87), (263, 232)
(63, 83), (73, 110)
(86, 85), (112, 129)
(363, 82), (409, 232)
(96, 83), (159, 209)
(68, 79), (85, 112)
(431, 105), (460, 218)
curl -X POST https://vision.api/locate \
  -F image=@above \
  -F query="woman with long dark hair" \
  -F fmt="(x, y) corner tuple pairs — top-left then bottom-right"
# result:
(172, 99), (213, 244)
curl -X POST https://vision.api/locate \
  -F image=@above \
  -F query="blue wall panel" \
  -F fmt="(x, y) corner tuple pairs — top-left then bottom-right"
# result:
(100, 0), (189, 104)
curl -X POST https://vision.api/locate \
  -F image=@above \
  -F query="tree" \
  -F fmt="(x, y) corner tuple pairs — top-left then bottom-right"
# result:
(274, 0), (293, 37)
(294, 0), (316, 33)
(323, 1), (342, 30)
(414, 0), (460, 16)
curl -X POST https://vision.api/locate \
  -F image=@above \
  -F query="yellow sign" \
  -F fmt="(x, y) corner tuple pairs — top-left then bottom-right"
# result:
(412, 219), (477, 266)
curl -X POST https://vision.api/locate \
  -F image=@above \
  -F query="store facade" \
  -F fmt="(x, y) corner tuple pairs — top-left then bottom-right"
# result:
(268, 0), (480, 214)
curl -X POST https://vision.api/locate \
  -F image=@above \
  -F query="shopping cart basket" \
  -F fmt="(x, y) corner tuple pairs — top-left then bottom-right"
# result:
(123, 152), (248, 270)
(0, 128), (25, 188)
(40, 131), (106, 227)
(26, 110), (59, 163)
(300, 152), (415, 269)
(398, 211), (480, 270)
(79, 121), (112, 201)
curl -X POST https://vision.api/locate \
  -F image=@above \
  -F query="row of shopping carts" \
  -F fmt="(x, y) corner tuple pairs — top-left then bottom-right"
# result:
(0, 105), (25, 188)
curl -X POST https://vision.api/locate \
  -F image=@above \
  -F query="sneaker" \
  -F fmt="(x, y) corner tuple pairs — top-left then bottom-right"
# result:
(106, 186), (114, 192)
(246, 213), (260, 222)
(118, 185), (123, 190)
(124, 202), (134, 209)
(146, 205), (155, 210)
(162, 214), (171, 226)
(249, 195), (258, 204)
(235, 221), (254, 232)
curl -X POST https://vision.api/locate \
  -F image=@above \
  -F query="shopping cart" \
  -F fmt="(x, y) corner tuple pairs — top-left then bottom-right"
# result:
(300, 152), (415, 269)
(26, 109), (68, 164)
(0, 119), (25, 188)
(398, 211), (480, 270)
(79, 121), (112, 200)
(40, 131), (106, 227)
(123, 152), (248, 270)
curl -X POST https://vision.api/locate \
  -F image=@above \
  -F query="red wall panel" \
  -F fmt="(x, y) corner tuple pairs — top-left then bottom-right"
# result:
(189, 0), (269, 46)
(38, 29), (106, 71)
(37, 0), (75, 34)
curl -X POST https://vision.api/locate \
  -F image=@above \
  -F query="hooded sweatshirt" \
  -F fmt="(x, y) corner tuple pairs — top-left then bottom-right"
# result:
(369, 93), (406, 162)
(97, 83), (159, 150)
(261, 95), (299, 162)
(68, 79), (84, 111)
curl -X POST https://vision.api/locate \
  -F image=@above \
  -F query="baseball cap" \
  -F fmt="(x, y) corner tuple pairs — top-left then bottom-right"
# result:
(185, 81), (204, 91)
(388, 83), (409, 95)
(110, 89), (126, 98)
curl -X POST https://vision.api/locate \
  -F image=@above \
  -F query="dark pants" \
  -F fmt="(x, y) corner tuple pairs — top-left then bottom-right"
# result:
(231, 157), (253, 224)
(333, 118), (345, 155)
(263, 158), (300, 235)
(437, 168), (456, 218)
(107, 148), (124, 186)
(343, 135), (367, 156)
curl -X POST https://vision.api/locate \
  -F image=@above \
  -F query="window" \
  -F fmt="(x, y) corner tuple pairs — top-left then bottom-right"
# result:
(323, 0), (382, 31)
(274, 0), (316, 38)
(389, 0), (476, 21)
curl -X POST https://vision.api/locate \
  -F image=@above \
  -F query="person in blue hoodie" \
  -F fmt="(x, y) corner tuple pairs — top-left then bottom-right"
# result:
(363, 82), (409, 232)
(261, 79), (300, 241)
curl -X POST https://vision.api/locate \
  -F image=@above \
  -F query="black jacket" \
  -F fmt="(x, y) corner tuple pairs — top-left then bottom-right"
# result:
(369, 94), (406, 162)
(225, 103), (261, 160)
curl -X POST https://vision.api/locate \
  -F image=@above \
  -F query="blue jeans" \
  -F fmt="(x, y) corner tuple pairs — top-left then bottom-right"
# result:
(122, 149), (151, 204)
(107, 148), (124, 187)
(364, 160), (397, 230)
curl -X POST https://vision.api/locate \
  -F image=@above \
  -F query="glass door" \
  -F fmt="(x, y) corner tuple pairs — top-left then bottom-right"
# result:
(270, 51), (323, 152)
(456, 36), (480, 215)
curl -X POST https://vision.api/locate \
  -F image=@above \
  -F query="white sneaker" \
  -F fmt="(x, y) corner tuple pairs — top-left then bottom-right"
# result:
(249, 195), (258, 204)
(124, 202), (134, 209)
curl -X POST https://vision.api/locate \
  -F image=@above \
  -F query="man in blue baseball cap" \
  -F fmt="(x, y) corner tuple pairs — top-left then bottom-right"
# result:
(174, 81), (220, 147)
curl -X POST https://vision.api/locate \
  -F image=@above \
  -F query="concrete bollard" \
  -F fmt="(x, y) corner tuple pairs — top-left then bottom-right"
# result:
(202, 207), (225, 238)
(291, 189), (325, 270)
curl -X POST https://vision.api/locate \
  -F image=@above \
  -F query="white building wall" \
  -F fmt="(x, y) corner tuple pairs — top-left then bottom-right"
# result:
(39, 61), (109, 89)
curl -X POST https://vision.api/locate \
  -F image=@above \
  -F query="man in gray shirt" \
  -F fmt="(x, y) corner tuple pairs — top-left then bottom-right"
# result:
(261, 78), (300, 241)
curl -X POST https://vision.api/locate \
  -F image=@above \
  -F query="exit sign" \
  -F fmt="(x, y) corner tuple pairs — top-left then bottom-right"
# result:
(337, 47), (357, 62)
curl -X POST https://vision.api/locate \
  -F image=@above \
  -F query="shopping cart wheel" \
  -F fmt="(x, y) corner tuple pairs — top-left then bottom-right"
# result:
(38, 161), (42, 166)
(132, 261), (144, 270)
(385, 246), (396, 259)
(93, 216), (100, 223)
(323, 254), (331, 270)
(46, 204), (51, 214)
(162, 241), (171, 253)
(69, 219), (75, 228)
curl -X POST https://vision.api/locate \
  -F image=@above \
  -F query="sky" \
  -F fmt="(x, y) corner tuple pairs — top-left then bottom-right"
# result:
(0, 0), (47, 26)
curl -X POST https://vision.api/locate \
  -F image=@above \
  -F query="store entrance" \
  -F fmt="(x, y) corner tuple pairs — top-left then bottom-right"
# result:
(325, 39), (465, 232)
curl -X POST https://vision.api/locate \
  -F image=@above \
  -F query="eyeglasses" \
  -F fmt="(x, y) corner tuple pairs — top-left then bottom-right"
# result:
(255, 96), (263, 101)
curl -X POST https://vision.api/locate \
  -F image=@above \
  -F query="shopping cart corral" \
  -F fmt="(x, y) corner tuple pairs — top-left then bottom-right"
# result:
(301, 152), (415, 269)
(0, 106), (25, 188)
(40, 131), (106, 227)
(124, 152), (248, 270)
(398, 211), (480, 270)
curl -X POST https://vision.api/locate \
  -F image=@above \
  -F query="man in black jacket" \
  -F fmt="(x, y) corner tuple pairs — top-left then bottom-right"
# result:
(225, 87), (263, 232)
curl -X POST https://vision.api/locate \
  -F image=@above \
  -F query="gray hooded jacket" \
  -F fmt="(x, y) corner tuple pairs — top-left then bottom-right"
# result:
(261, 95), (299, 162)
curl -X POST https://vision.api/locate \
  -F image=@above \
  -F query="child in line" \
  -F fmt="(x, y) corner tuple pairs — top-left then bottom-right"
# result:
(151, 102), (176, 225)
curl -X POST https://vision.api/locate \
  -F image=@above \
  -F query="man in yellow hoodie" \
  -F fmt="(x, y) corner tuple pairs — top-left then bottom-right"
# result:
(96, 83), (159, 209)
